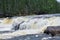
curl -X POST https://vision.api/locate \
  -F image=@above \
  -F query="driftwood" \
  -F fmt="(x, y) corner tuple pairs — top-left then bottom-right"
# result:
(44, 26), (60, 36)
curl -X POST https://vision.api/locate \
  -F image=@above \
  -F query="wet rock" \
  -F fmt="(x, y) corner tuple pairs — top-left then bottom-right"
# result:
(44, 26), (60, 36)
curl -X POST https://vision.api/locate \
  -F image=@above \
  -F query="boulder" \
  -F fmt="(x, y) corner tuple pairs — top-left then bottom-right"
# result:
(44, 26), (60, 36)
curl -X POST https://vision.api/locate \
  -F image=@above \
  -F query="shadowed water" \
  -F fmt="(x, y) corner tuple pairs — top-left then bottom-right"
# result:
(1, 34), (60, 40)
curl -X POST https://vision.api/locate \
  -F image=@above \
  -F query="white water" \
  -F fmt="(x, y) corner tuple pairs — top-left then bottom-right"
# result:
(0, 14), (60, 39)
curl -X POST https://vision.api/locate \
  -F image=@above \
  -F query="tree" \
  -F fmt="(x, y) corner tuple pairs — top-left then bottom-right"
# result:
(0, 0), (59, 17)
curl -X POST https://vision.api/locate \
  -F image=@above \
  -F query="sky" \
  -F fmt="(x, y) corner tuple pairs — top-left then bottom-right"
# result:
(57, 0), (60, 2)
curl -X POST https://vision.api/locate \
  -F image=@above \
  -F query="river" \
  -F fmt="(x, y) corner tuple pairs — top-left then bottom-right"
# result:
(0, 14), (60, 40)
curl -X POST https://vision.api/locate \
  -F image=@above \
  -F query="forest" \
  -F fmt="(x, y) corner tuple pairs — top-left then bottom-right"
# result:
(0, 0), (60, 17)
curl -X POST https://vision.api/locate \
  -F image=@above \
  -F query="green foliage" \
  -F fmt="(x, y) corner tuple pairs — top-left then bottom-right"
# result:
(56, 2), (60, 13)
(0, 0), (59, 16)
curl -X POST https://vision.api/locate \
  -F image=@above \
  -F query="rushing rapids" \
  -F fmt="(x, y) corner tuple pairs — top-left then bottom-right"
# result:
(0, 14), (60, 39)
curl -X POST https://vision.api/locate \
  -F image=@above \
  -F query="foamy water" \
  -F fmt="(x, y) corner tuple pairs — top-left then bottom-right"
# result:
(0, 14), (60, 40)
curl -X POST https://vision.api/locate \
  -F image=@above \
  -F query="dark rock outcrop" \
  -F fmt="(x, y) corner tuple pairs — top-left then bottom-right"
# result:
(44, 26), (60, 36)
